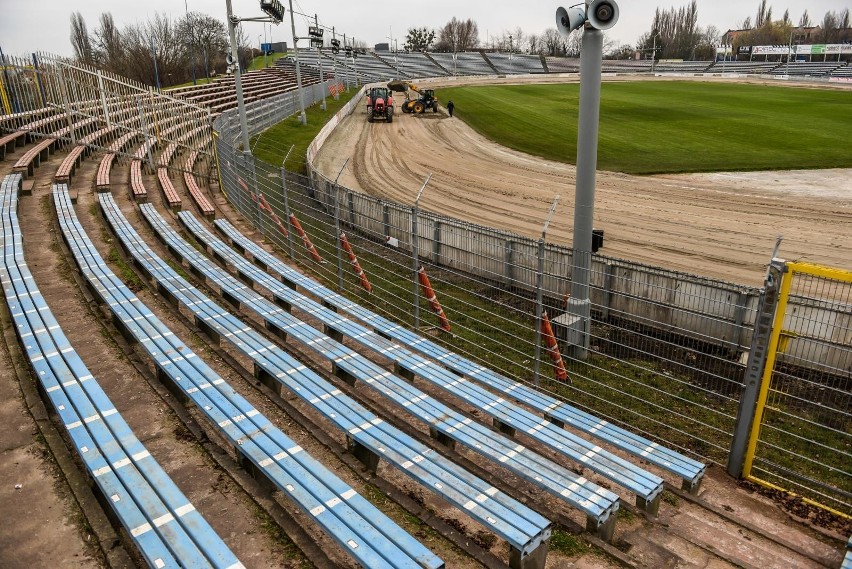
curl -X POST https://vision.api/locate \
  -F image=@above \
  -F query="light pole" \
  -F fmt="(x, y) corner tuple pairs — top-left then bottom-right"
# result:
(650, 30), (661, 72)
(150, 37), (161, 89)
(184, 0), (197, 85)
(225, 0), (285, 153)
(556, 0), (620, 359)
(288, 0), (307, 124)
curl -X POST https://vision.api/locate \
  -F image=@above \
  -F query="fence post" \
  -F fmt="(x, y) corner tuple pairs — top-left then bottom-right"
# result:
(279, 167), (296, 259)
(534, 196), (560, 387)
(333, 159), (350, 291)
(534, 238), (546, 387)
(411, 174), (432, 329)
(727, 258), (785, 477)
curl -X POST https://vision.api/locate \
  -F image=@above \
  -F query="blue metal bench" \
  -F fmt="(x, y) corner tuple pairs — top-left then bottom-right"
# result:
(127, 199), (553, 567)
(148, 207), (622, 545)
(0, 175), (243, 569)
(179, 214), (665, 513)
(842, 536), (852, 569)
(214, 218), (707, 494)
(53, 187), (443, 569)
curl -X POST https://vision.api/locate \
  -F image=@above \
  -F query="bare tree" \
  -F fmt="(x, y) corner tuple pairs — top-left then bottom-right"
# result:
(435, 18), (479, 52)
(70, 12), (94, 65)
(93, 13), (123, 72)
(781, 9), (791, 26)
(819, 11), (841, 43)
(638, 1), (700, 60)
(799, 10), (812, 28)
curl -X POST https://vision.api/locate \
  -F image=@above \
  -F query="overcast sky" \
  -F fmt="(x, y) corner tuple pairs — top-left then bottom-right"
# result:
(1, 0), (849, 57)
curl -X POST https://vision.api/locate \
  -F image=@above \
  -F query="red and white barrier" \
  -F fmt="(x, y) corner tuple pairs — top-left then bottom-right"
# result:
(541, 311), (569, 382)
(417, 266), (451, 332)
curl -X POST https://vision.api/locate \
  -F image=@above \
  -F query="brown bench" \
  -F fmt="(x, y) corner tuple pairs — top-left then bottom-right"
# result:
(13, 137), (57, 178)
(54, 144), (87, 184)
(0, 130), (27, 160)
(130, 159), (147, 202)
(157, 167), (181, 210)
(96, 153), (115, 192)
(184, 170), (214, 219)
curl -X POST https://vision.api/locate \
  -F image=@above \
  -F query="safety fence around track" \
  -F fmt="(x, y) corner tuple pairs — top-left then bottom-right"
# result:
(213, 80), (851, 516)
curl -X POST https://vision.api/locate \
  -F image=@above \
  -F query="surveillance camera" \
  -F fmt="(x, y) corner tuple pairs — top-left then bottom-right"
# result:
(587, 0), (619, 30)
(555, 6), (587, 37)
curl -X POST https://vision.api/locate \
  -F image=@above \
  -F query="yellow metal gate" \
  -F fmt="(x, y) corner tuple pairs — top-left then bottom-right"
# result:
(743, 261), (852, 516)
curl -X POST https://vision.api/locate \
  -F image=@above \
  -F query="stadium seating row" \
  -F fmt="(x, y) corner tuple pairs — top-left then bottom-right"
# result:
(54, 185), (445, 569)
(132, 199), (556, 562)
(0, 174), (243, 568)
(212, 219), (707, 493)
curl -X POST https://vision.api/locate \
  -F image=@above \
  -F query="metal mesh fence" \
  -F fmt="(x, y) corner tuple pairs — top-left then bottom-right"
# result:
(750, 263), (852, 514)
(214, 95), (763, 468)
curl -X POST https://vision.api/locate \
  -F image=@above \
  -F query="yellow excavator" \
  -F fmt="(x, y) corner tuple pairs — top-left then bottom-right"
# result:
(387, 80), (438, 114)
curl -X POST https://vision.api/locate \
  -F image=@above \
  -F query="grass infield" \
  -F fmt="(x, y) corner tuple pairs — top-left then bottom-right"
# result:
(437, 81), (852, 174)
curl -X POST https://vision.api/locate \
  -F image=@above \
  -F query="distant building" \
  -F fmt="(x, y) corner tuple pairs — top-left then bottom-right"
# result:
(269, 41), (288, 53)
(374, 43), (390, 52)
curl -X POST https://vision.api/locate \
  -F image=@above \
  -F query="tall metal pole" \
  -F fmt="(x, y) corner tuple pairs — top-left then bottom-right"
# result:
(566, 17), (604, 360)
(333, 158), (350, 291)
(343, 34), (350, 91)
(534, 195), (561, 387)
(225, 0), (251, 152)
(288, 0), (307, 124)
(315, 14), (326, 111)
(150, 37), (161, 89)
(185, 0), (197, 85)
(331, 27), (339, 100)
(264, 23), (269, 68)
(412, 173), (432, 330)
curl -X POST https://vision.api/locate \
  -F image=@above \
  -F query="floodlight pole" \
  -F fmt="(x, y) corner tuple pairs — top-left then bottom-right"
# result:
(225, 0), (251, 152)
(185, 0), (197, 85)
(566, 13), (604, 360)
(315, 14), (326, 111)
(288, 0), (307, 124)
(331, 27), (339, 100)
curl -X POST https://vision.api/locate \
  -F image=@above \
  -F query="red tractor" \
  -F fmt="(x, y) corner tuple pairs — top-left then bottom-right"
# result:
(366, 86), (394, 123)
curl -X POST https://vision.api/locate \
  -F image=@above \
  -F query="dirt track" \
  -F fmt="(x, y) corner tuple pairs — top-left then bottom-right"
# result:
(315, 77), (852, 287)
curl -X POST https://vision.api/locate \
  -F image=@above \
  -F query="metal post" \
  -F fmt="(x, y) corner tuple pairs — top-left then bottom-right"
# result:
(566, 21), (603, 360)
(333, 159), (350, 291)
(331, 27), (339, 100)
(225, 0), (252, 152)
(315, 15), (326, 111)
(288, 0), (307, 124)
(352, 39), (360, 87)
(56, 65), (77, 145)
(727, 239), (784, 477)
(150, 37), (161, 89)
(96, 70), (111, 126)
(185, 0), (197, 85)
(411, 174), (432, 329)
(279, 145), (297, 260)
(534, 195), (561, 387)
(343, 34), (350, 91)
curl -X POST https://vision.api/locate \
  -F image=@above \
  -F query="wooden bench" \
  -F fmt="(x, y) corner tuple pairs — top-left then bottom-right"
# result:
(156, 167), (181, 210)
(96, 153), (115, 192)
(13, 137), (56, 179)
(129, 159), (146, 201)
(0, 130), (27, 160)
(54, 145), (87, 184)
(184, 170), (214, 219)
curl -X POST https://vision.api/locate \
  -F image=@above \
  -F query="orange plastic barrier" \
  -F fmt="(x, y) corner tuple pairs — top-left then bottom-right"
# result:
(289, 213), (323, 263)
(257, 193), (287, 236)
(417, 266), (451, 332)
(541, 311), (568, 382)
(340, 233), (372, 292)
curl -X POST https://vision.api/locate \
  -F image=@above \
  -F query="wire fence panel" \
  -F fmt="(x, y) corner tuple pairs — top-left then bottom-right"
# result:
(747, 262), (852, 515)
(212, 84), (849, 487)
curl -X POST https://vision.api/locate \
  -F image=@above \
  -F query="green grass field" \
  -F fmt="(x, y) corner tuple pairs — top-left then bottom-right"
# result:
(437, 81), (852, 174)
